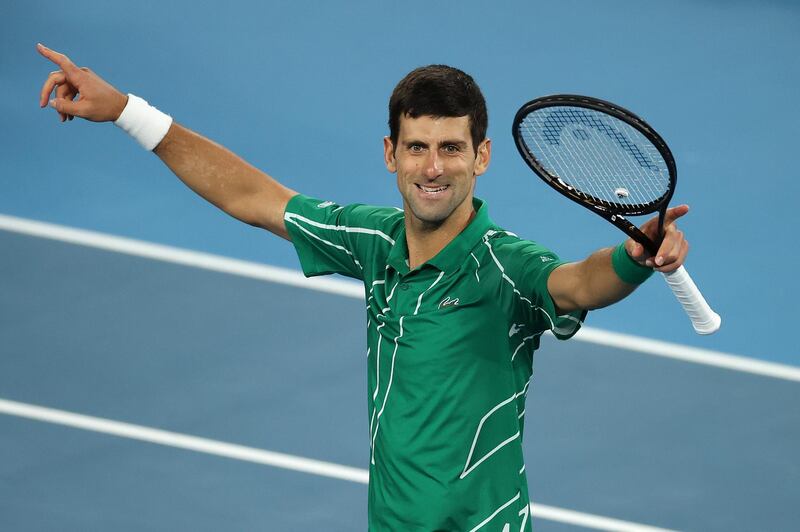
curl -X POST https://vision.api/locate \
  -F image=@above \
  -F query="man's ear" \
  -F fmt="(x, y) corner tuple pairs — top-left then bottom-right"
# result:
(474, 138), (492, 176)
(384, 136), (397, 173)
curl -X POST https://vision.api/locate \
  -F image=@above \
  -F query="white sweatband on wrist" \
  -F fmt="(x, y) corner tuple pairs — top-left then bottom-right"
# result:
(114, 94), (173, 151)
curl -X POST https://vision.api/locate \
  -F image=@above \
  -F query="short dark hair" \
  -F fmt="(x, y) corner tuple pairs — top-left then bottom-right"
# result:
(388, 65), (488, 153)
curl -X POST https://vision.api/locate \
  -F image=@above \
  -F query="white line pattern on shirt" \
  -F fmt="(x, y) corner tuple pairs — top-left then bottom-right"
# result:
(368, 273), (393, 444)
(510, 334), (539, 362)
(518, 503), (530, 531)
(368, 317), (388, 445)
(371, 322), (386, 399)
(285, 216), (363, 270)
(370, 316), (405, 465)
(516, 379), (531, 400)
(460, 392), (520, 479)
(459, 379), (531, 479)
(385, 279), (399, 303)
(381, 279), (400, 314)
(367, 279), (385, 313)
(414, 271), (445, 315)
(468, 491), (521, 532)
(482, 230), (580, 337)
(284, 211), (396, 245)
(470, 252), (481, 282)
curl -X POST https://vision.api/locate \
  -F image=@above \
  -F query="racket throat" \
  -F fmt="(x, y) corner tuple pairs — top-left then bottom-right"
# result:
(656, 210), (666, 245)
(610, 213), (660, 256)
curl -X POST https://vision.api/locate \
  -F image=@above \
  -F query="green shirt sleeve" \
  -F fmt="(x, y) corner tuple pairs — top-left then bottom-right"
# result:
(505, 238), (586, 340)
(283, 194), (398, 281)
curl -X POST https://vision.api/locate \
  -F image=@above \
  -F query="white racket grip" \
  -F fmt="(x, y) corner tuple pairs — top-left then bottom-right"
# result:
(661, 265), (721, 334)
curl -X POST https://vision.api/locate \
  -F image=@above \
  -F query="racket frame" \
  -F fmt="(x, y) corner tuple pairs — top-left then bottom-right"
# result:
(512, 94), (676, 256)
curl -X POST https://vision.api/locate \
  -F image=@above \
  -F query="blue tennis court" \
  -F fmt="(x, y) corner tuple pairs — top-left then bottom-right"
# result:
(2, 221), (799, 530)
(2, 1), (799, 530)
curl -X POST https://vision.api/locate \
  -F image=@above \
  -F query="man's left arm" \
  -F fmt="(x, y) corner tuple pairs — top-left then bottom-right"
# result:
(547, 205), (690, 314)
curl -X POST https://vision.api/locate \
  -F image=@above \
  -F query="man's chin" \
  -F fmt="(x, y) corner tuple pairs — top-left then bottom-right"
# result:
(407, 204), (450, 227)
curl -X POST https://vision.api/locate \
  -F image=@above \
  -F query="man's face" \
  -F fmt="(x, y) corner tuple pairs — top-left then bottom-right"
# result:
(384, 114), (491, 230)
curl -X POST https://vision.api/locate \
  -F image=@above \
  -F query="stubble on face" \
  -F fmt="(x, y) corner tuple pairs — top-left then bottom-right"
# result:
(385, 115), (485, 234)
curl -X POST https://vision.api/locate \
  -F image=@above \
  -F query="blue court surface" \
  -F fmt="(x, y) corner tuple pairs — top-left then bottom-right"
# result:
(2, 1), (800, 530)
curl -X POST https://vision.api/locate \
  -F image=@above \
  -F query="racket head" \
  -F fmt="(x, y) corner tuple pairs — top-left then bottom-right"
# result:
(512, 94), (677, 218)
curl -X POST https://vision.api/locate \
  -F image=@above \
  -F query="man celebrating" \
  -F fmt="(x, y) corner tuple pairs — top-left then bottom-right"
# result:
(38, 44), (688, 531)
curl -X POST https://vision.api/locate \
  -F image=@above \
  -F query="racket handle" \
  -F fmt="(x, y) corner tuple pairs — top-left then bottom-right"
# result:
(661, 266), (721, 334)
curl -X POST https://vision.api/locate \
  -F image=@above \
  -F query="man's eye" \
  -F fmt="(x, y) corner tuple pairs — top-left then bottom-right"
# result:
(443, 145), (460, 154)
(409, 145), (424, 153)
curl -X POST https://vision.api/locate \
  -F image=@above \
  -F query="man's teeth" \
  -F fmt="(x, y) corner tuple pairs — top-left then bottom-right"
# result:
(418, 184), (449, 193)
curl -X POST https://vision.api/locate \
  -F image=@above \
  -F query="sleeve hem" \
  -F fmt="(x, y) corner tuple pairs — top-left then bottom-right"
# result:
(538, 261), (587, 340)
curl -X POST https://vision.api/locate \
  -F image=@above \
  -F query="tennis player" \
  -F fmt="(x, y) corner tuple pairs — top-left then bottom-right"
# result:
(38, 43), (688, 531)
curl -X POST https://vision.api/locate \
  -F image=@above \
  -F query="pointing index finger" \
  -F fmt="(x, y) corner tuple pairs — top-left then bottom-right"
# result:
(663, 204), (690, 225)
(36, 43), (81, 76)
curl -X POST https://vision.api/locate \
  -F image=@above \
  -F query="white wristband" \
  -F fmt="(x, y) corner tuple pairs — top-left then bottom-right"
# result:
(114, 94), (173, 151)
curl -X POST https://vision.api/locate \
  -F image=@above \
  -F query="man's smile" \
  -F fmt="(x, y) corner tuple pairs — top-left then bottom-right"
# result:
(415, 183), (450, 196)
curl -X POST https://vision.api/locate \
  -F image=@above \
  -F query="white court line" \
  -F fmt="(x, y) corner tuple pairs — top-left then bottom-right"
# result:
(0, 214), (362, 299)
(0, 398), (676, 532)
(1, 212), (798, 382)
(0, 398), (368, 484)
(570, 328), (800, 383)
(530, 503), (676, 532)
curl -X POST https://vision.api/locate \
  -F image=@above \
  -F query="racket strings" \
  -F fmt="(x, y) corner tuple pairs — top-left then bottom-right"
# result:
(519, 107), (670, 210)
(528, 108), (663, 205)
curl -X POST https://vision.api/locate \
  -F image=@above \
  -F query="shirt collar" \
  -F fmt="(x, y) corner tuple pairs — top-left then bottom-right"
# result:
(386, 197), (493, 276)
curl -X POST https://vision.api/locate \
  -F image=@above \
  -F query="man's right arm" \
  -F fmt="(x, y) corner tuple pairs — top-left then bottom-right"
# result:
(37, 44), (296, 240)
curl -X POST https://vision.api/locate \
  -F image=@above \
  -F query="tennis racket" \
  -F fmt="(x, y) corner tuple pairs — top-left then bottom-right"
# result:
(512, 94), (721, 334)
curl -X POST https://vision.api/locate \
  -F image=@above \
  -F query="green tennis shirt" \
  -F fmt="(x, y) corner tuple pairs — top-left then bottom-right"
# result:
(284, 194), (586, 531)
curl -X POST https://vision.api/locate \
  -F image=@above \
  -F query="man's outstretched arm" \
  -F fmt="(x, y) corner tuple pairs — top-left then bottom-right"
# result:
(547, 205), (690, 314)
(37, 44), (296, 240)
(152, 124), (296, 239)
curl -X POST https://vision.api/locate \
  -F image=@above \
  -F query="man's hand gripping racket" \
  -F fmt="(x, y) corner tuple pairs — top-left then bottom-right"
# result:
(512, 95), (721, 334)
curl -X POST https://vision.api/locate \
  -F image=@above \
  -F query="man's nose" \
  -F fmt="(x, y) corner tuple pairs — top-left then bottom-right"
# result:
(424, 150), (444, 179)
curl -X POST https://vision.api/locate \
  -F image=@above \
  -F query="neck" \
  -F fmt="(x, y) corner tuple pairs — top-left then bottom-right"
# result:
(405, 203), (475, 270)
